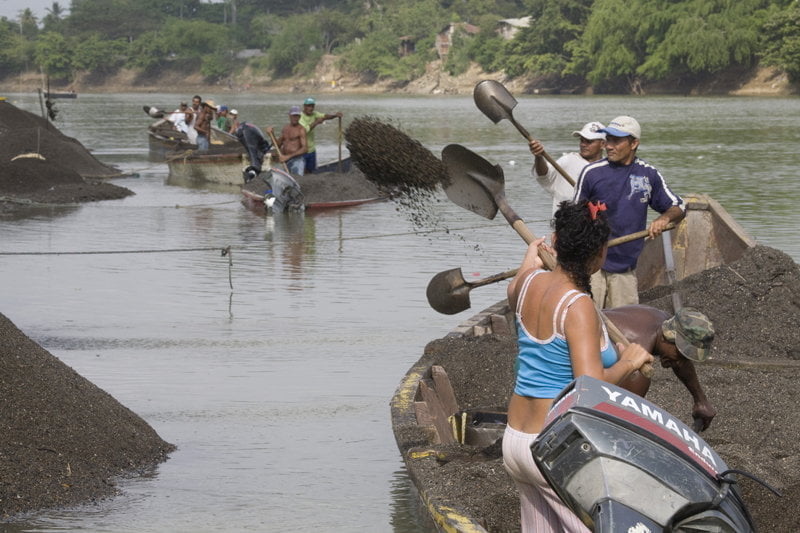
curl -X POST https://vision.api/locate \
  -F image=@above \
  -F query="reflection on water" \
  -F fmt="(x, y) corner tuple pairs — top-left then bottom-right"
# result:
(0, 92), (798, 532)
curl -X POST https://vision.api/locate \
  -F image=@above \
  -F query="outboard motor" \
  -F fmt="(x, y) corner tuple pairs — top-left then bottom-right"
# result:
(531, 375), (775, 532)
(261, 168), (304, 213)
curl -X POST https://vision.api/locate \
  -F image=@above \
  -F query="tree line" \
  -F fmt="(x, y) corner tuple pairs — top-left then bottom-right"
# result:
(1, 0), (798, 93)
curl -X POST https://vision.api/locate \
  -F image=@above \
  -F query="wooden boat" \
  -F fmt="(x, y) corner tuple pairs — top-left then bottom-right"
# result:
(391, 193), (757, 532)
(240, 167), (384, 212)
(167, 150), (248, 187)
(44, 91), (77, 99)
(149, 121), (241, 161)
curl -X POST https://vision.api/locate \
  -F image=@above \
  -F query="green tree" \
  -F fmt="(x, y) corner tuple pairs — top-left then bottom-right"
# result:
(42, 2), (66, 32)
(761, 2), (800, 80)
(638, 0), (767, 80)
(72, 34), (127, 73)
(266, 14), (323, 76)
(163, 19), (229, 58)
(0, 24), (33, 76)
(127, 31), (170, 71)
(66, 0), (161, 39)
(18, 8), (38, 39)
(34, 31), (74, 80)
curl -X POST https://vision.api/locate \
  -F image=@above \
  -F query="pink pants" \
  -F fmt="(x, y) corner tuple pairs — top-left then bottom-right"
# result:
(502, 425), (590, 533)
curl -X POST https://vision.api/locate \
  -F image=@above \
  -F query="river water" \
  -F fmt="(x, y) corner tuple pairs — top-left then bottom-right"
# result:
(1, 91), (798, 533)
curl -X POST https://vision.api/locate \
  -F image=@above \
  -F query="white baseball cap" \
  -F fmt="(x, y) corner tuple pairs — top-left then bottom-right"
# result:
(572, 121), (606, 141)
(600, 115), (641, 139)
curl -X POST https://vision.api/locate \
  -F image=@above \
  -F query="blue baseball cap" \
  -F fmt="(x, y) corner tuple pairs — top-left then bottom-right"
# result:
(218, 105), (229, 112)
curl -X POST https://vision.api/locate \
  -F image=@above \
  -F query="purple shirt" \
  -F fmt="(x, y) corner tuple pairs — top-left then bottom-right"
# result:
(574, 157), (684, 273)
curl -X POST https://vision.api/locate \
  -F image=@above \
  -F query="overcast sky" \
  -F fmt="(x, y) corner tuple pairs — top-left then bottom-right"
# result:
(0, 0), (63, 21)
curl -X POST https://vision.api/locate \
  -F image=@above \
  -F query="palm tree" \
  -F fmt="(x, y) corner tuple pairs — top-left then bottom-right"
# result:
(42, 2), (65, 31)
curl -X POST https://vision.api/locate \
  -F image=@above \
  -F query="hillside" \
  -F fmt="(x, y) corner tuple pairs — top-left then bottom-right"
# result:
(2, 57), (794, 97)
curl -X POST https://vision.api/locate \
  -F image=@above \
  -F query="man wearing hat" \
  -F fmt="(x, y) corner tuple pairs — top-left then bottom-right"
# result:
(604, 304), (716, 431)
(529, 121), (607, 214)
(215, 105), (231, 132)
(298, 97), (343, 173)
(228, 109), (240, 134)
(194, 99), (217, 151)
(268, 106), (308, 176)
(574, 115), (686, 308)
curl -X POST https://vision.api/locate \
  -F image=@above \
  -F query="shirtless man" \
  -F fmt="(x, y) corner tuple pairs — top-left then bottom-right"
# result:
(605, 305), (717, 431)
(269, 106), (308, 176)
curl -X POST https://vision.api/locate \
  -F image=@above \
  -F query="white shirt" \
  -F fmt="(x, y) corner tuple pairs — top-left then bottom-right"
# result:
(534, 152), (591, 214)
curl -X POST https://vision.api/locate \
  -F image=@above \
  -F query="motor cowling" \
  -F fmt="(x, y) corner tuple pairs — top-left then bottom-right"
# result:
(531, 375), (756, 532)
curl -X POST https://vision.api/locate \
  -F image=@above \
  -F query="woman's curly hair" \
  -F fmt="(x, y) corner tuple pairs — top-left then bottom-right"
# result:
(552, 200), (611, 295)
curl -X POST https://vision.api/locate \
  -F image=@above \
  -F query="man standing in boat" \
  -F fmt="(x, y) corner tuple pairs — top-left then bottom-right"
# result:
(573, 116), (685, 308)
(299, 97), (342, 173)
(529, 121), (607, 215)
(269, 106), (308, 176)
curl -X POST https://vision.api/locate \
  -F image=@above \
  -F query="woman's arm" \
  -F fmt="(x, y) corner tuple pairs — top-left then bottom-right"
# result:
(567, 298), (653, 384)
(507, 237), (546, 310)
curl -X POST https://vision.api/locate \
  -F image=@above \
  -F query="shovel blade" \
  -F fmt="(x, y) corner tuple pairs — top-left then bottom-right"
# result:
(426, 268), (471, 315)
(474, 80), (518, 124)
(441, 144), (505, 220)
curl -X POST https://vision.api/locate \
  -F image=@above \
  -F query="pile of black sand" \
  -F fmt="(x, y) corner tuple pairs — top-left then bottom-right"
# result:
(0, 312), (175, 519)
(345, 116), (450, 231)
(398, 245), (800, 532)
(240, 167), (385, 205)
(0, 102), (133, 210)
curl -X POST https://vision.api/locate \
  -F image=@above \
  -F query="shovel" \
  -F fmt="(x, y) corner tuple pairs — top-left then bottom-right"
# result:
(426, 267), (518, 315)
(441, 143), (654, 378)
(473, 80), (574, 186)
(426, 224), (676, 316)
(266, 129), (292, 174)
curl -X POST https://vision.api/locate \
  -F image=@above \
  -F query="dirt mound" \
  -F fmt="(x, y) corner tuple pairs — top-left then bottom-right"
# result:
(0, 102), (134, 212)
(0, 312), (175, 518)
(400, 244), (800, 532)
(0, 102), (121, 179)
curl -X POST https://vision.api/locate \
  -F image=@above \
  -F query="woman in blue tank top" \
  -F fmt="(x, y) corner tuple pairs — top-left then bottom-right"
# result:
(502, 201), (654, 533)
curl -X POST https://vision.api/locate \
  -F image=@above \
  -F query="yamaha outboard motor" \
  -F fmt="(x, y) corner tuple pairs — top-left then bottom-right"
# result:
(261, 168), (304, 213)
(531, 375), (772, 532)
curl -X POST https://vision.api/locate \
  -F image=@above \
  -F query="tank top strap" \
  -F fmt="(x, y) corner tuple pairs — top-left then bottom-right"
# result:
(515, 269), (546, 314)
(554, 290), (587, 336)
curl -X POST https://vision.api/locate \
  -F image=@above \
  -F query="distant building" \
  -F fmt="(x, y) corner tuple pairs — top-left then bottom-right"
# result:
(435, 22), (480, 60)
(236, 49), (265, 59)
(398, 36), (416, 57)
(497, 16), (532, 40)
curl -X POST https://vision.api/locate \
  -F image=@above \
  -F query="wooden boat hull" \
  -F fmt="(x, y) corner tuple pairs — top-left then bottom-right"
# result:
(167, 151), (247, 186)
(44, 92), (77, 99)
(636, 193), (756, 291)
(241, 170), (383, 211)
(149, 123), (241, 161)
(391, 193), (757, 532)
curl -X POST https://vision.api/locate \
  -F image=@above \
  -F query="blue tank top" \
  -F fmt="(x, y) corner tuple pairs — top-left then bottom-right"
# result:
(514, 270), (618, 398)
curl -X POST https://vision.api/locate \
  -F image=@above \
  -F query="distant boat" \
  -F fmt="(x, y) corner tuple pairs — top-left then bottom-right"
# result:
(43, 91), (77, 99)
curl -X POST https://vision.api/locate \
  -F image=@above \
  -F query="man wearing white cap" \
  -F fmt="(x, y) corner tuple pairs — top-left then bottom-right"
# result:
(529, 121), (606, 214)
(573, 115), (685, 308)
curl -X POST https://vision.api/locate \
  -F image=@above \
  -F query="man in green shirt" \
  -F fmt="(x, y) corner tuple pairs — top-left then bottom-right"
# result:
(298, 97), (342, 173)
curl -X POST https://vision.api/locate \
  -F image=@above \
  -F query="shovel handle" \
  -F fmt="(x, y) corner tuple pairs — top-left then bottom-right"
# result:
(507, 112), (575, 187)
(607, 222), (676, 247)
(266, 130), (291, 174)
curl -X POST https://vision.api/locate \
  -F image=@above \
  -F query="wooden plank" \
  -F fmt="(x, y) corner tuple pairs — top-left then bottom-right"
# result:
(414, 401), (433, 426)
(419, 381), (455, 444)
(431, 365), (459, 416)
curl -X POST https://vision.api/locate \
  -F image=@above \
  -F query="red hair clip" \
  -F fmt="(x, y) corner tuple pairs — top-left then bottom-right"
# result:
(588, 201), (607, 220)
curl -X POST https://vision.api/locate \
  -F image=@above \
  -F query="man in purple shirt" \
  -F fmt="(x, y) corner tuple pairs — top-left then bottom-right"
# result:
(573, 115), (685, 308)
